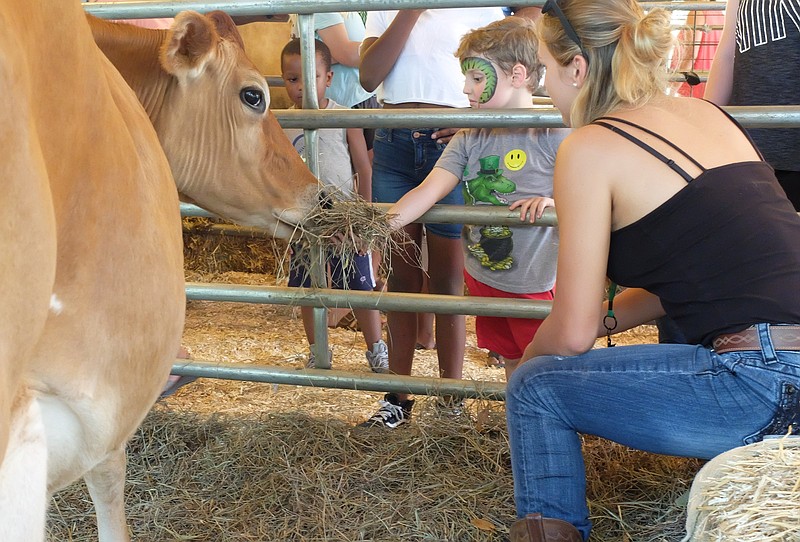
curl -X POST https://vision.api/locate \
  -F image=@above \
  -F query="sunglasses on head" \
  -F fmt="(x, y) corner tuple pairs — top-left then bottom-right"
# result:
(542, 0), (590, 63)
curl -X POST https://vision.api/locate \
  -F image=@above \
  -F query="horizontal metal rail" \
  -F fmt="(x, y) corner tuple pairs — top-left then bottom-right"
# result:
(85, 1), (726, 19)
(181, 202), (558, 226)
(271, 106), (800, 129)
(169, 360), (506, 399)
(186, 282), (553, 319)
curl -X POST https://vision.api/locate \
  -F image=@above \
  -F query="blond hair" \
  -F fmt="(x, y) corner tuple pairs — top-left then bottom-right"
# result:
(536, 0), (674, 127)
(455, 17), (544, 94)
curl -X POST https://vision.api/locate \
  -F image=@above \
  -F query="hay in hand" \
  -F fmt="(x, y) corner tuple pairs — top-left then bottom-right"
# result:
(286, 189), (417, 287)
(683, 434), (800, 542)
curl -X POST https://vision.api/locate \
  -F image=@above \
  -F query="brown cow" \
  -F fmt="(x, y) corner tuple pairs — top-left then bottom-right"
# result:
(0, 3), (317, 541)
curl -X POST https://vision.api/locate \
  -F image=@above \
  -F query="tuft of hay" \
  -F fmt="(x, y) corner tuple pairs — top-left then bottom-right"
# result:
(684, 435), (800, 542)
(288, 192), (417, 287)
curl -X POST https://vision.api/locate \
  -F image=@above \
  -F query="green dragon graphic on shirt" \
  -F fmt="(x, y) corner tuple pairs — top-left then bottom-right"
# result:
(463, 155), (516, 271)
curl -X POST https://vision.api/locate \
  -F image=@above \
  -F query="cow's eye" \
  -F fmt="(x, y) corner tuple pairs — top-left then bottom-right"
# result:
(240, 87), (266, 113)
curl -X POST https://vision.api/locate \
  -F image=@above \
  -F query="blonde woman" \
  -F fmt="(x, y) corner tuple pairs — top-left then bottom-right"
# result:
(506, 0), (800, 540)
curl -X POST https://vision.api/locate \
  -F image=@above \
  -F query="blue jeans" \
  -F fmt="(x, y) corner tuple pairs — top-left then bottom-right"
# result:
(371, 127), (463, 239)
(506, 323), (800, 540)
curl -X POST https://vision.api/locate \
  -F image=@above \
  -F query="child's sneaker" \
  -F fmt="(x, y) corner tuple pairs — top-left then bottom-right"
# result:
(359, 393), (414, 428)
(366, 340), (389, 373)
(306, 348), (333, 369)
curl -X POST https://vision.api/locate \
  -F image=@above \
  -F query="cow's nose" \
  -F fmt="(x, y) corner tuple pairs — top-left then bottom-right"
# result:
(318, 191), (334, 210)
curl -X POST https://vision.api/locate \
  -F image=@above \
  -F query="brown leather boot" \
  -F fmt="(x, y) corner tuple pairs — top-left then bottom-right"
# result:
(509, 513), (583, 542)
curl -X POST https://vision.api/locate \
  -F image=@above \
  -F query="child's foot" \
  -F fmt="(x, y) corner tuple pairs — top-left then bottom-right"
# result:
(487, 350), (505, 368)
(366, 340), (389, 373)
(306, 348), (333, 369)
(359, 393), (414, 428)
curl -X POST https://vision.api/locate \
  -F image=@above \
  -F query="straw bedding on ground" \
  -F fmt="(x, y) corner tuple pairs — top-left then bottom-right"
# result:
(46, 232), (705, 541)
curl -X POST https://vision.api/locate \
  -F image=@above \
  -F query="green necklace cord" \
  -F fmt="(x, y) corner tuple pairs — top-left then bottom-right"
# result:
(604, 282), (618, 347)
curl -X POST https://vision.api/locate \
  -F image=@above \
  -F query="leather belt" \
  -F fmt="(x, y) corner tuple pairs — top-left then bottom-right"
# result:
(712, 325), (800, 353)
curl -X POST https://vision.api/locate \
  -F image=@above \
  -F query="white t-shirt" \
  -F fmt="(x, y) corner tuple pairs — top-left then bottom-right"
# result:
(364, 9), (504, 107)
(283, 100), (355, 198)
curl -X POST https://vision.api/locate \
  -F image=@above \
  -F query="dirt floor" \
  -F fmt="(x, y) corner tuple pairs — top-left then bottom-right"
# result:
(47, 263), (703, 541)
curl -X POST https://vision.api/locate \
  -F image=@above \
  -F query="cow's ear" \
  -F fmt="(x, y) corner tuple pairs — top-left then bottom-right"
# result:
(206, 10), (245, 50)
(160, 11), (218, 79)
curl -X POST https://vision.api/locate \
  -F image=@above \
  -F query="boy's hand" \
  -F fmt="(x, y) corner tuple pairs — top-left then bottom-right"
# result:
(431, 127), (460, 145)
(509, 197), (555, 223)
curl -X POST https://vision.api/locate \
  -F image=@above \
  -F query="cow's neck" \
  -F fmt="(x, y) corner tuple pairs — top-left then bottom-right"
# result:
(89, 16), (172, 121)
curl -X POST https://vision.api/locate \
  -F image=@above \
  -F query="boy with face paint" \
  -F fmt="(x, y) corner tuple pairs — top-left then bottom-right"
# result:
(384, 17), (570, 380)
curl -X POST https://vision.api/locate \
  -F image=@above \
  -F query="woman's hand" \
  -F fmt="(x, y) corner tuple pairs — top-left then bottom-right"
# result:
(509, 196), (554, 222)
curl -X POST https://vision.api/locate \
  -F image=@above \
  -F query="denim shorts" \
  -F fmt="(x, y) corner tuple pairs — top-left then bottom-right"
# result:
(288, 249), (375, 291)
(372, 127), (463, 239)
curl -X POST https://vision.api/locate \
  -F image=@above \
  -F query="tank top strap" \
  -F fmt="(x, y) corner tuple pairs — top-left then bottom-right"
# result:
(592, 119), (695, 182)
(595, 116), (707, 178)
(701, 100), (767, 162)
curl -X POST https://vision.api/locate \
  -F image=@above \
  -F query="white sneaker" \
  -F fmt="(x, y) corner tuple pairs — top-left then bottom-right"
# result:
(306, 348), (332, 369)
(366, 340), (389, 373)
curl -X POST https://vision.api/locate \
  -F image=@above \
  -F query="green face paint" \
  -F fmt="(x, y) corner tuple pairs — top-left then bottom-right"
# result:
(461, 56), (498, 104)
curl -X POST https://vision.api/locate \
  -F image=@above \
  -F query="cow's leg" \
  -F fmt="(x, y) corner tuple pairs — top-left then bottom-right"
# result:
(84, 448), (130, 542)
(0, 393), (48, 542)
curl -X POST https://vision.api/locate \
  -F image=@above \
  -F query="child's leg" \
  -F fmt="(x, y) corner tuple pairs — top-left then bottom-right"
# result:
(425, 232), (466, 380)
(416, 274), (436, 350)
(299, 306), (316, 345)
(415, 229), (435, 349)
(287, 252), (317, 353)
(354, 308), (382, 347)
(384, 223), (425, 392)
(334, 251), (385, 350)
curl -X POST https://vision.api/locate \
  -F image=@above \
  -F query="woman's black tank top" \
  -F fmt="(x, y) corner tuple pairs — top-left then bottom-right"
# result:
(596, 109), (800, 346)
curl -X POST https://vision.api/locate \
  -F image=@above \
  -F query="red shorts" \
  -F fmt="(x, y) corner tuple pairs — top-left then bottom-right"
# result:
(464, 271), (554, 361)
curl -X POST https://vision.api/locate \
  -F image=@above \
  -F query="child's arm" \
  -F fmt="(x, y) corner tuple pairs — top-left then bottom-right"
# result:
(387, 168), (460, 230)
(346, 128), (372, 201)
(509, 196), (554, 223)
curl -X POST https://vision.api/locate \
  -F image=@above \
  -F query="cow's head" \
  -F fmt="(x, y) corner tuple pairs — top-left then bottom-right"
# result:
(156, 11), (319, 238)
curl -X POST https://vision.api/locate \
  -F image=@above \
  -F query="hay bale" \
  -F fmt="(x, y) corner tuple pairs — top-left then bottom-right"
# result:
(683, 436), (800, 541)
(183, 217), (289, 275)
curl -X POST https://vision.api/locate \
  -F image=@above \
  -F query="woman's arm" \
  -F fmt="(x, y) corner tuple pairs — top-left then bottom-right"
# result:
(704, 0), (739, 104)
(523, 131), (615, 358)
(595, 287), (667, 339)
(346, 128), (372, 201)
(359, 10), (425, 92)
(387, 168), (460, 230)
(317, 23), (361, 67)
(522, 130), (671, 361)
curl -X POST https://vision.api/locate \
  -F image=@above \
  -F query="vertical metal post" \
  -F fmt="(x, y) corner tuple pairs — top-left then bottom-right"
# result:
(297, 13), (330, 368)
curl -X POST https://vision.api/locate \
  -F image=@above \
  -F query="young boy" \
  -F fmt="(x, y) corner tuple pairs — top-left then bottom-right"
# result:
(280, 38), (388, 373)
(362, 16), (569, 427)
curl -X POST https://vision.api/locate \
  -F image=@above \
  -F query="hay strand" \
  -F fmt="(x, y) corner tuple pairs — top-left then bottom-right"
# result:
(287, 191), (418, 287)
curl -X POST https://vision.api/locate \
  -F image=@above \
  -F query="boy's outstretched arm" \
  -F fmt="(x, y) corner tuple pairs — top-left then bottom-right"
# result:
(387, 168), (460, 230)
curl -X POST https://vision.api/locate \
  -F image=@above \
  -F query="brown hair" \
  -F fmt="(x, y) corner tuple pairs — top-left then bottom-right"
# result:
(455, 17), (543, 94)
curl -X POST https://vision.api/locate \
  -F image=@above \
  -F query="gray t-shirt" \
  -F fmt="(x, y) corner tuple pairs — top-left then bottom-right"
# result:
(283, 100), (355, 198)
(435, 127), (569, 293)
(730, 0), (800, 171)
